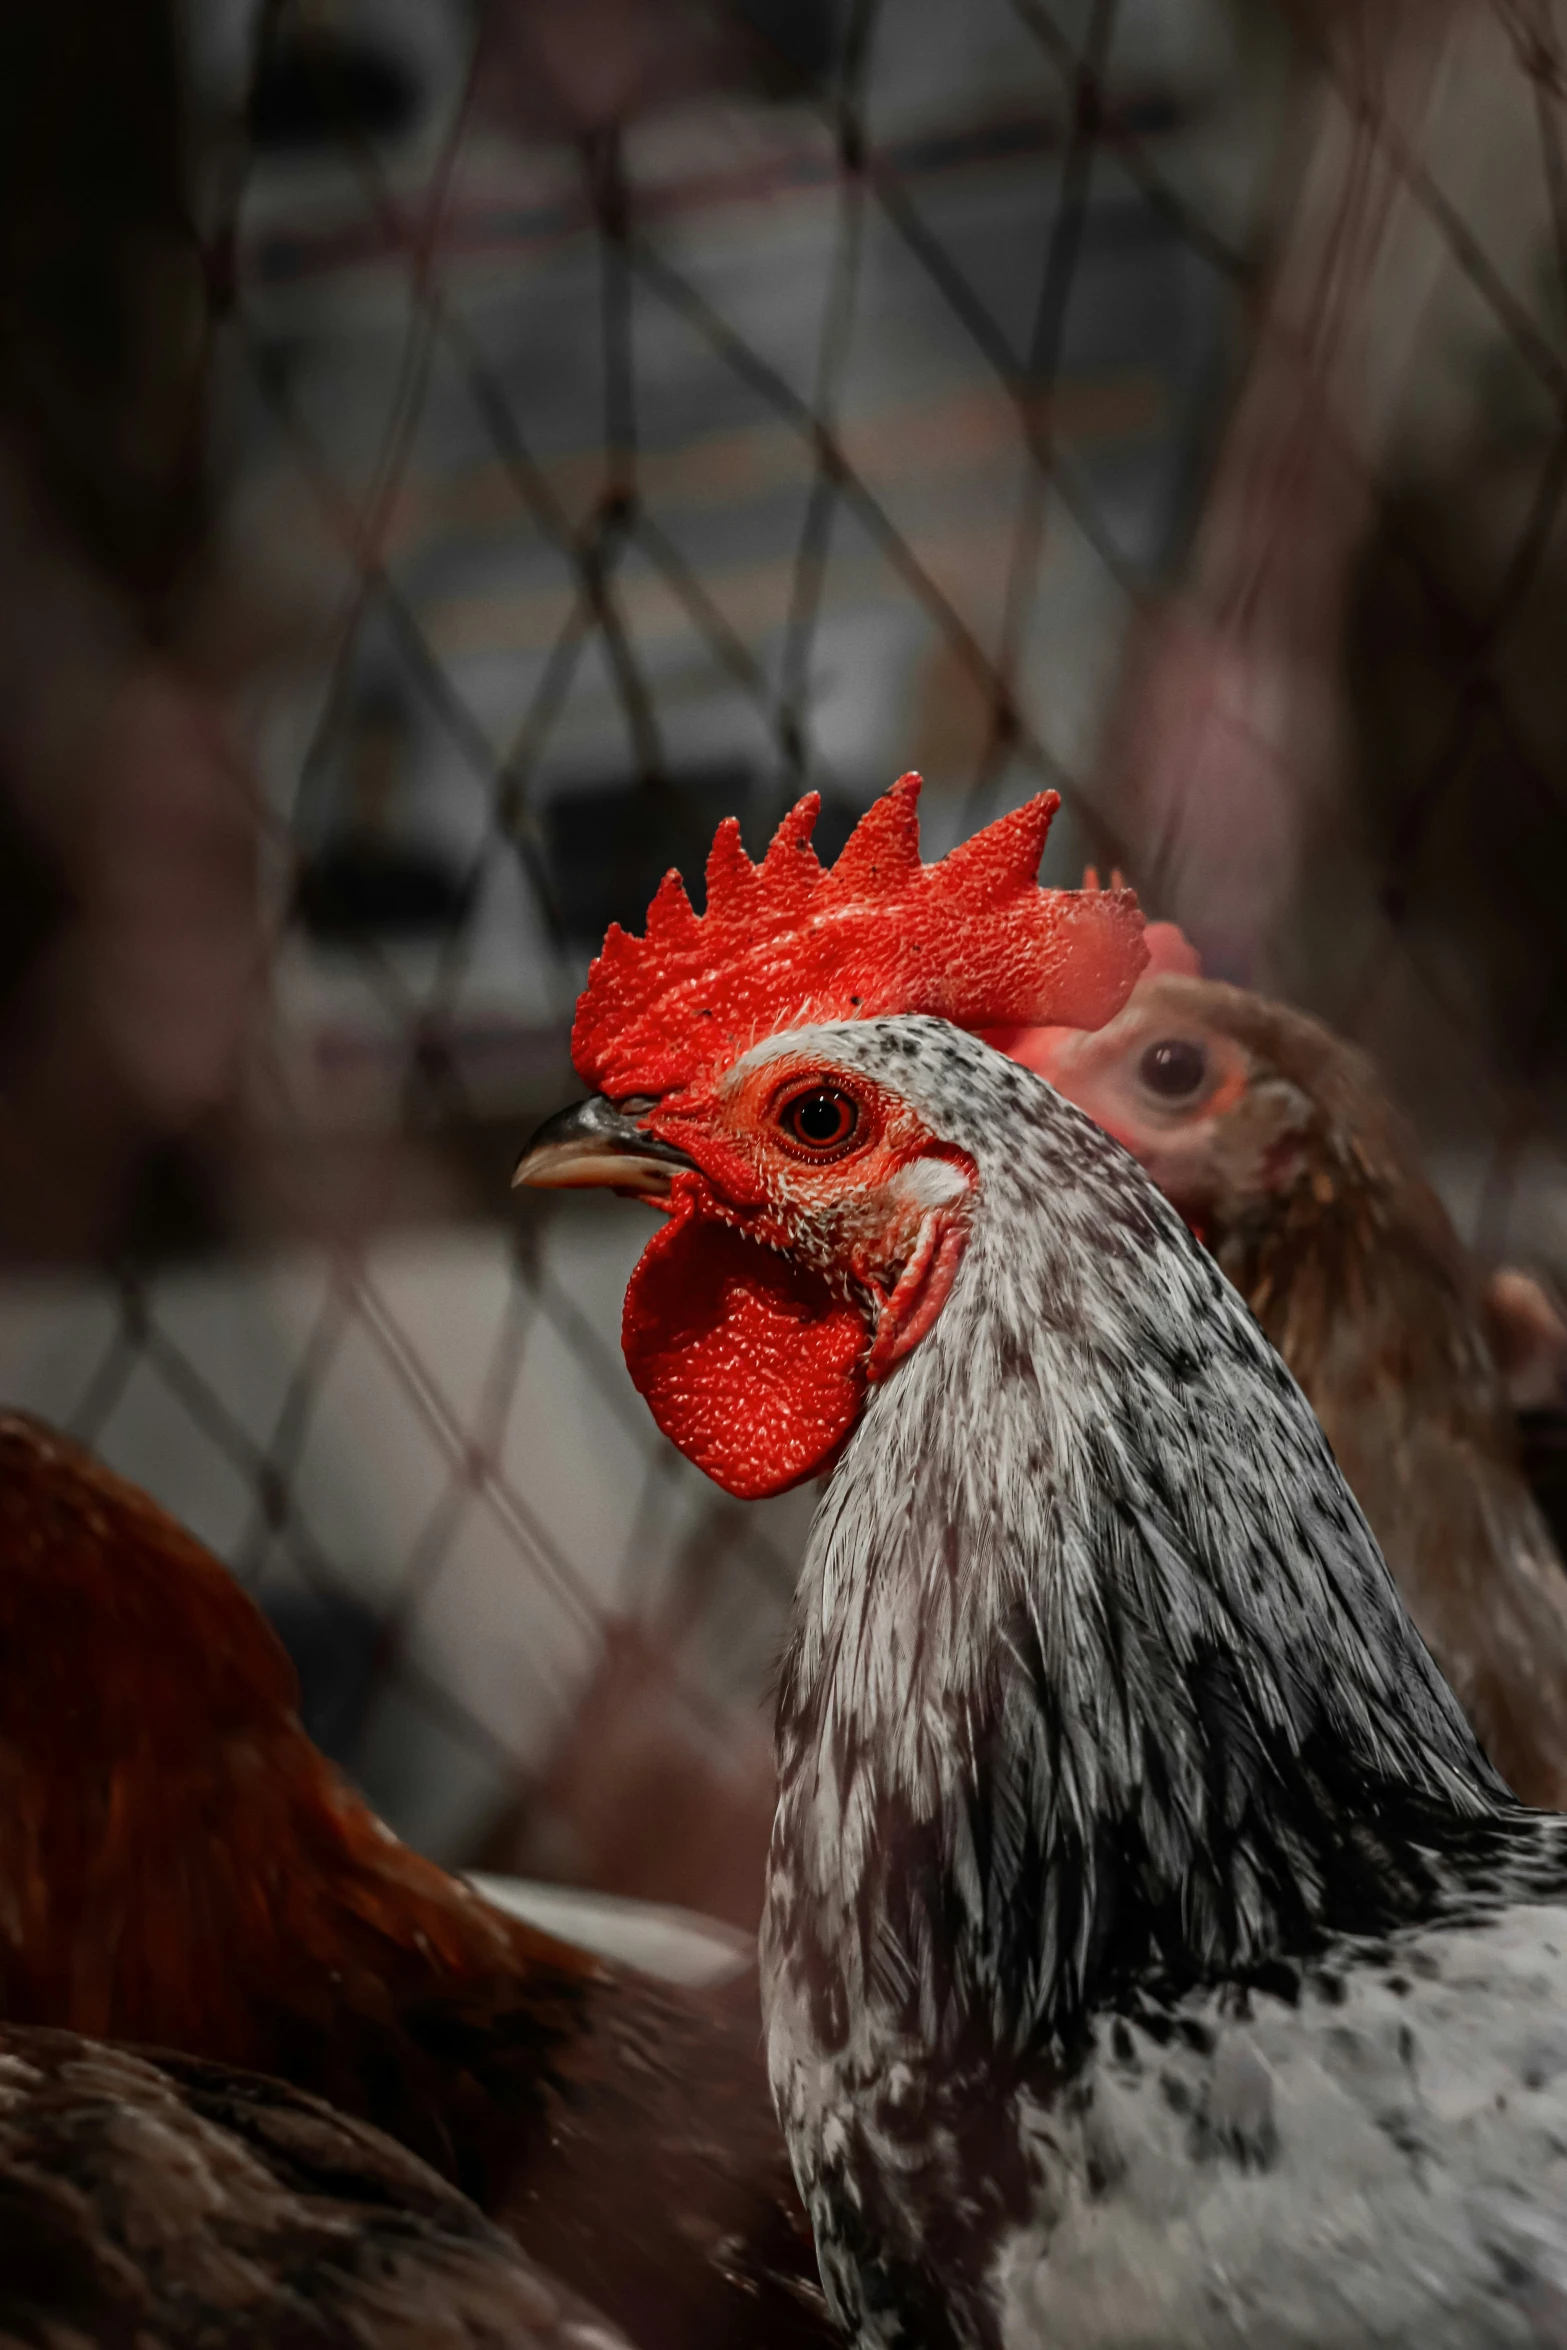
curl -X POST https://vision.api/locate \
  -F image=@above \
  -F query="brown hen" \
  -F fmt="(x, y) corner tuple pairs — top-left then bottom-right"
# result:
(0, 1413), (828, 2350)
(0, 2023), (631, 2350)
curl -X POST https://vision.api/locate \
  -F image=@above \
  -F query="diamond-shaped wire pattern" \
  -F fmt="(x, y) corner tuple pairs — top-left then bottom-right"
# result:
(1, 0), (1564, 1902)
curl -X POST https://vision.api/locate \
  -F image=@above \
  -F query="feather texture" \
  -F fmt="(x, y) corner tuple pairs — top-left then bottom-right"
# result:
(1017, 972), (1567, 1809)
(753, 1019), (1567, 2350)
(0, 1414), (829, 2350)
(0, 2023), (632, 2349)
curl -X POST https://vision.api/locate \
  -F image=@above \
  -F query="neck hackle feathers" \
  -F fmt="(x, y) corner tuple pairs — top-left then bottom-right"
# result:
(572, 773), (1147, 1096)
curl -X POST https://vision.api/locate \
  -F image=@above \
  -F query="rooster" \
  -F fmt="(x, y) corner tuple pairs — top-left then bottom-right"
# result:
(0, 1412), (829, 2350)
(518, 773), (1567, 2350)
(0, 2022), (632, 2349)
(998, 950), (1567, 1811)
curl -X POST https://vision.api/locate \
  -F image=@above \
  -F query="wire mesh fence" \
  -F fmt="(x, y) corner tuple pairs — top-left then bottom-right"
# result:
(1, 0), (1564, 1909)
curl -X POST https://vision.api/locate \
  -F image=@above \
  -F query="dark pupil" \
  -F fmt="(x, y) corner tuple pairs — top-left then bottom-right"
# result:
(1139, 1038), (1207, 1099)
(790, 1089), (854, 1146)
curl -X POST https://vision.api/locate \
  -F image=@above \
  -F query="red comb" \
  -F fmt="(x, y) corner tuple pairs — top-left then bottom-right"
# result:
(573, 773), (1147, 1097)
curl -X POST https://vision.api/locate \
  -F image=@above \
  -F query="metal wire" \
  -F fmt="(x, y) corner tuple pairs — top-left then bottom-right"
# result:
(4, 0), (1564, 1882)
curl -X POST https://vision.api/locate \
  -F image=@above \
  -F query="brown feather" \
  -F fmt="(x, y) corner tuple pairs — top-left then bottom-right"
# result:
(0, 2021), (634, 2350)
(0, 1413), (829, 2350)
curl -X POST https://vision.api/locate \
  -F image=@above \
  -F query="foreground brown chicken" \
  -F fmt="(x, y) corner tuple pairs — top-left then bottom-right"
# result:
(0, 2023), (631, 2348)
(1010, 958), (1567, 1809)
(0, 1413), (828, 2350)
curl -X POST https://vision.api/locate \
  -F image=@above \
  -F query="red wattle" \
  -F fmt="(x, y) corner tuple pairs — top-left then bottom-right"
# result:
(621, 1201), (869, 1500)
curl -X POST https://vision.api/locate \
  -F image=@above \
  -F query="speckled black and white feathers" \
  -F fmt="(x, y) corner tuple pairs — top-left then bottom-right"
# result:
(1121, 974), (1567, 1811)
(756, 1018), (1567, 2350)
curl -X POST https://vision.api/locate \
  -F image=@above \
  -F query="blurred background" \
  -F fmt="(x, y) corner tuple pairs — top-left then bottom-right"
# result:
(0, 0), (1561, 1915)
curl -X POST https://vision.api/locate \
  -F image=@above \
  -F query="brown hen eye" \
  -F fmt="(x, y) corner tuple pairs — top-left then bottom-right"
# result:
(1138, 1038), (1207, 1100)
(781, 1086), (859, 1153)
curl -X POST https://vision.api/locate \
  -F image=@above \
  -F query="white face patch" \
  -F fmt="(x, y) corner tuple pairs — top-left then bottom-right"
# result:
(887, 1156), (969, 1213)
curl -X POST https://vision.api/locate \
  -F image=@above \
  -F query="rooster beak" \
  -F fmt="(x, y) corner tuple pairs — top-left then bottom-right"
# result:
(512, 1097), (696, 1198)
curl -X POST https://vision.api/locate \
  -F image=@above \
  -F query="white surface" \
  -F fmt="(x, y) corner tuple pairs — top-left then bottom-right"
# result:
(470, 1871), (753, 1987)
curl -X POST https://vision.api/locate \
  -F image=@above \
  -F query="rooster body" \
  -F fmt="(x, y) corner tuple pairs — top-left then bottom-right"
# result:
(1015, 971), (1567, 1808)
(755, 1021), (1567, 2349)
(518, 782), (1567, 2350)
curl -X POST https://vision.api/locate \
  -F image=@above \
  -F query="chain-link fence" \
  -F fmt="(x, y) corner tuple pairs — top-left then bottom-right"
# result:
(0, 0), (1563, 1916)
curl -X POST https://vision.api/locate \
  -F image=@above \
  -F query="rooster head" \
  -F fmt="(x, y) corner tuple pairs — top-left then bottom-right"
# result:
(515, 774), (1146, 1497)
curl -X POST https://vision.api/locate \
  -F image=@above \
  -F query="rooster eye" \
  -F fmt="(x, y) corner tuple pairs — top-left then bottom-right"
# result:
(1138, 1038), (1207, 1100)
(779, 1086), (860, 1155)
